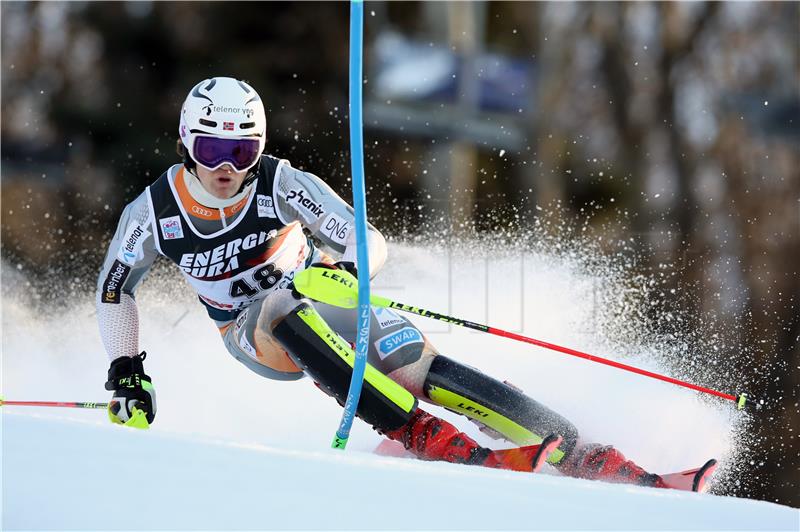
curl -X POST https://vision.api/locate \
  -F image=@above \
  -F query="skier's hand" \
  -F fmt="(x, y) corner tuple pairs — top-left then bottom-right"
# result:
(332, 261), (358, 278)
(105, 352), (156, 429)
(309, 261), (358, 278)
(291, 261), (358, 300)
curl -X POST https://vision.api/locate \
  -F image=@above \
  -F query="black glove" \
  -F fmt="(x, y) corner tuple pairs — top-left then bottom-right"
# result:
(333, 261), (358, 278)
(309, 261), (358, 277)
(105, 352), (156, 429)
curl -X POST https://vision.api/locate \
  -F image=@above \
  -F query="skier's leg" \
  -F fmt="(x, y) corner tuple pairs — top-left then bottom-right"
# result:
(557, 444), (662, 484)
(421, 356), (684, 488)
(270, 295), (418, 431)
(217, 269), (406, 382)
(421, 354), (579, 465)
(315, 302), (438, 394)
(217, 298), (305, 381)
(316, 302), (576, 462)
(314, 302), (656, 479)
(307, 290), (692, 487)
(382, 407), (562, 473)
(266, 293), (560, 471)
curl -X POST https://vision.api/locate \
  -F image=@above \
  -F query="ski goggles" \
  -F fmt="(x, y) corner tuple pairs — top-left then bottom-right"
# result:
(192, 135), (261, 172)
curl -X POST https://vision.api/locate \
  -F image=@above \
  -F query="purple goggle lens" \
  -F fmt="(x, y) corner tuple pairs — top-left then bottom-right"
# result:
(193, 136), (260, 172)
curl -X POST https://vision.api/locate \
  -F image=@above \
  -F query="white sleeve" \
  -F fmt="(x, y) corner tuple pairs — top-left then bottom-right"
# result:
(96, 193), (157, 361)
(273, 162), (388, 278)
(341, 226), (387, 279)
(96, 293), (141, 362)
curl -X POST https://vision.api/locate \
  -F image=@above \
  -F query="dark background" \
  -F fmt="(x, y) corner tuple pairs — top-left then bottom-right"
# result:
(2, 2), (797, 506)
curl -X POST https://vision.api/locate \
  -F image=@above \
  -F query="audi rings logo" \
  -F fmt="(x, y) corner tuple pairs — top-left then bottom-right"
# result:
(192, 205), (214, 217)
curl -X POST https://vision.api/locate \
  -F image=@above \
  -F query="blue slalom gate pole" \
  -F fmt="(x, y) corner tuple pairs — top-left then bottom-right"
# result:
(332, 0), (369, 450)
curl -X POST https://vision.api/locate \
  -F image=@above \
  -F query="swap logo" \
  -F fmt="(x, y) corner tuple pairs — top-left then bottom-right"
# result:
(374, 327), (423, 360)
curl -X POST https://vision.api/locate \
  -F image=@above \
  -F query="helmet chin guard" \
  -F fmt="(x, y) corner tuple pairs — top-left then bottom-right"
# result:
(179, 77), (266, 191)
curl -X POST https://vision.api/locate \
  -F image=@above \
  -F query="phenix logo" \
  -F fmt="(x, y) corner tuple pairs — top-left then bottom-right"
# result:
(179, 230), (273, 278)
(287, 189), (324, 219)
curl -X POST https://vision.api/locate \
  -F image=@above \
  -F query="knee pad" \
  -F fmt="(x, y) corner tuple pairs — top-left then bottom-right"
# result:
(423, 355), (579, 463)
(272, 302), (417, 432)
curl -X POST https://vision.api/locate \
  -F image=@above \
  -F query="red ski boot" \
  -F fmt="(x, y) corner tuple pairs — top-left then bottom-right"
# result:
(383, 408), (562, 473)
(559, 444), (717, 492)
(559, 444), (659, 485)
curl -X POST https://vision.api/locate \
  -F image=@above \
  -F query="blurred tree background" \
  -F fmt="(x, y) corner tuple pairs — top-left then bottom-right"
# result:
(2, 2), (797, 506)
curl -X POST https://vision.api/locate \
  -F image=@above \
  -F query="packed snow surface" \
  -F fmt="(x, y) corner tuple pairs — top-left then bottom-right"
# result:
(3, 414), (797, 530)
(3, 243), (797, 529)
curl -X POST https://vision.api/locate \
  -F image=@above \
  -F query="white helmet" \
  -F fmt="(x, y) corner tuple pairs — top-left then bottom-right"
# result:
(178, 77), (266, 175)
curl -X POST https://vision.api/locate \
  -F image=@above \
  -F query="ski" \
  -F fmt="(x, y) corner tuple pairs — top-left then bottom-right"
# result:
(374, 433), (563, 474)
(374, 438), (412, 458)
(659, 459), (718, 493)
(529, 433), (563, 473)
(378, 437), (717, 492)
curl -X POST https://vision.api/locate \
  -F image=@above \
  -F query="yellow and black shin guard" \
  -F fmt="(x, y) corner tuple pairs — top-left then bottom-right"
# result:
(272, 302), (417, 432)
(423, 355), (579, 464)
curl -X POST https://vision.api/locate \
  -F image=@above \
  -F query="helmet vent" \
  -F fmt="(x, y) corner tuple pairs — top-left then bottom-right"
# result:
(240, 122), (256, 129)
(199, 119), (217, 127)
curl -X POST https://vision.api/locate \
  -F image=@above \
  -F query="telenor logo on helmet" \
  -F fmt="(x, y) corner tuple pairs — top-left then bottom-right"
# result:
(201, 105), (255, 118)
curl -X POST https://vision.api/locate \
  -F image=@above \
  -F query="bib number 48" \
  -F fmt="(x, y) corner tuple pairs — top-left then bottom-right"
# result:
(229, 264), (284, 298)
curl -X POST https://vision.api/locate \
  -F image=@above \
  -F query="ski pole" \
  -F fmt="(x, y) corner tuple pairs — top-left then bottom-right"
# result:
(330, 0), (371, 451)
(0, 397), (108, 409)
(293, 267), (754, 411)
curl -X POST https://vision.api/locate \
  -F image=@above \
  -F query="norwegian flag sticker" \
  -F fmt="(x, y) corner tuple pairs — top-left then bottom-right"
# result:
(223, 122), (234, 131)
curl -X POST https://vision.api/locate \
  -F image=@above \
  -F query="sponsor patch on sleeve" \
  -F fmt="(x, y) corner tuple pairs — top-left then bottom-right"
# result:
(285, 188), (325, 223)
(101, 260), (131, 304)
(159, 215), (184, 240)
(374, 327), (423, 360)
(321, 212), (352, 246)
(116, 222), (150, 265)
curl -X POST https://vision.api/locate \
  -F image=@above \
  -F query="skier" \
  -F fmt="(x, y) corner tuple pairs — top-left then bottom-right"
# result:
(97, 77), (714, 489)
